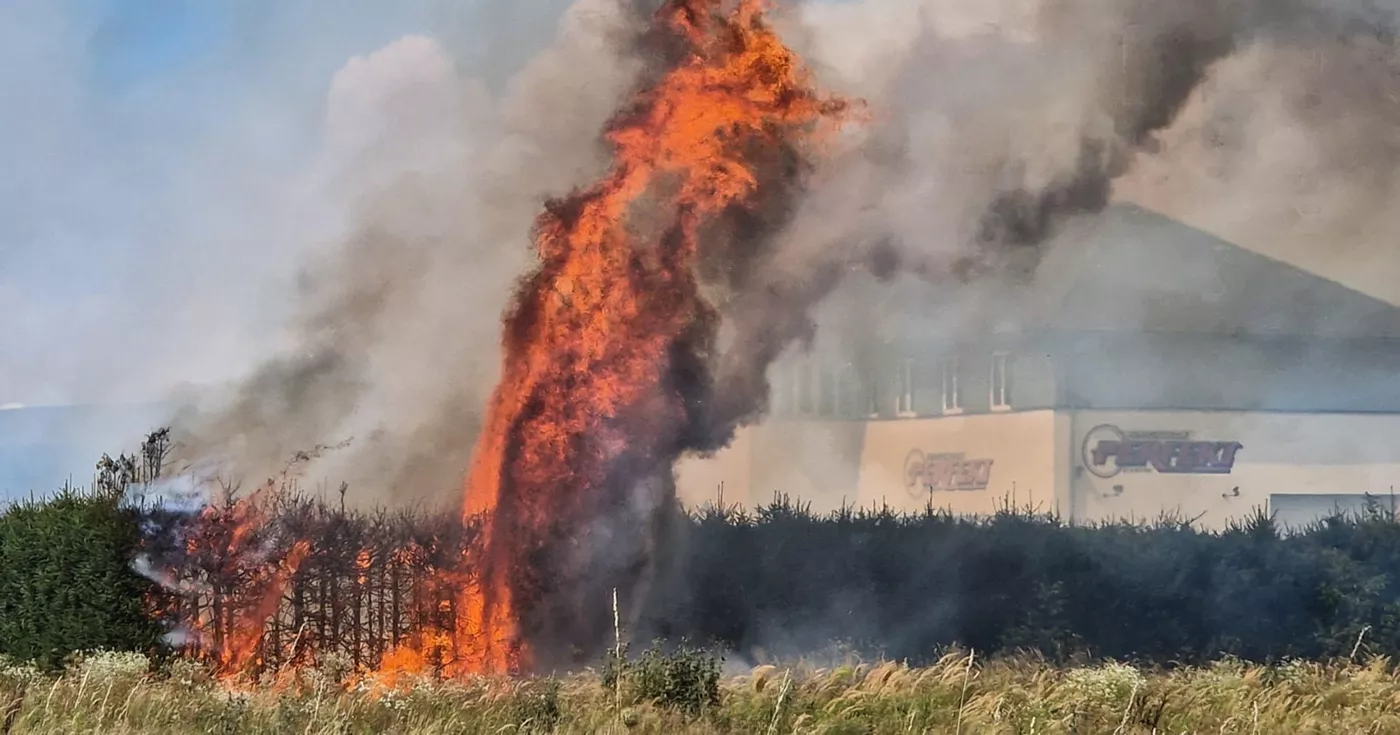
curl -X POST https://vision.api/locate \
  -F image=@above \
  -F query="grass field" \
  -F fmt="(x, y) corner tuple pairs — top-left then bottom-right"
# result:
(2, 650), (1399, 734)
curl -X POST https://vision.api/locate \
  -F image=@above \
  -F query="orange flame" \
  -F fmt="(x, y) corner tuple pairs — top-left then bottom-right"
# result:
(155, 0), (850, 684)
(458, 0), (851, 674)
(175, 489), (314, 678)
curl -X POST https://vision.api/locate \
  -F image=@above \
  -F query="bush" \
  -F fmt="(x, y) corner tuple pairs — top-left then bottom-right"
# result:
(641, 495), (1400, 667)
(18, 428), (1400, 674)
(508, 679), (564, 732)
(604, 642), (721, 715)
(0, 485), (165, 669)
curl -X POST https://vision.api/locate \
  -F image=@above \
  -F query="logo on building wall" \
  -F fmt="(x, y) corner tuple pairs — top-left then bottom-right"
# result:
(1081, 424), (1243, 479)
(904, 450), (995, 494)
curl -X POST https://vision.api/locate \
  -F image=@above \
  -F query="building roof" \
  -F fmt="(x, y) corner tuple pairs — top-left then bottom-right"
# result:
(872, 203), (1400, 343)
(1028, 204), (1400, 339)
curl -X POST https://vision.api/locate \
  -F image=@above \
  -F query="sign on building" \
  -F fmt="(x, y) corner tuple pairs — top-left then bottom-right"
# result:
(1082, 424), (1243, 479)
(904, 450), (994, 494)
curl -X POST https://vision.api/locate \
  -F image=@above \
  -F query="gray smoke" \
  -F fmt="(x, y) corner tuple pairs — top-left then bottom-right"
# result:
(690, 0), (1400, 444)
(171, 0), (1400, 509)
(172, 0), (651, 506)
(1118, 14), (1400, 303)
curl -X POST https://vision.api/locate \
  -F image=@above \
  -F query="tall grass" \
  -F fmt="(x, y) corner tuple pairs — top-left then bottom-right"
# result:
(3, 649), (1399, 733)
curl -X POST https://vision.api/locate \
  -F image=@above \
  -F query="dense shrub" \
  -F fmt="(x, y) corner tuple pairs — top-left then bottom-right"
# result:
(12, 428), (1400, 671)
(604, 642), (721, 715)
(0, 486), (165, 669)
(646, 496), (1400, 667)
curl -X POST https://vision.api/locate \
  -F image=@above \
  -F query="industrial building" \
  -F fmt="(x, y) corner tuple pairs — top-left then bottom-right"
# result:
(676, 204), (1400, 531)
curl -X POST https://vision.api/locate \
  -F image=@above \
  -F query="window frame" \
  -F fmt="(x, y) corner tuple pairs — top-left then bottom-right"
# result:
(990, 351), (1013, 411)
(941, 355), (964, 415)
(895, 358), (917, 418)
(795, 362), (815, 417)
(834, 363), (861, 419)
(865, 363), (882, 419)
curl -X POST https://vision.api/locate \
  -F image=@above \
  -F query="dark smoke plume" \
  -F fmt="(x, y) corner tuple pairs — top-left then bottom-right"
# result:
(689, 0), (1400, 448)
(161, 0), (1400, 510)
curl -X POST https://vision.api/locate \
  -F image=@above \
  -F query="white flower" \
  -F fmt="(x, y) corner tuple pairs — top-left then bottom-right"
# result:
(1063, 663), (1145, 710)
(0, 655), (43, 689)
(74, 650), (150, 683)
(167, 658), (211, 688)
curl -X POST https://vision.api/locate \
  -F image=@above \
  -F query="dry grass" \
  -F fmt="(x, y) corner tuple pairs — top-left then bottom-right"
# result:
(2, 650), (1399, 733)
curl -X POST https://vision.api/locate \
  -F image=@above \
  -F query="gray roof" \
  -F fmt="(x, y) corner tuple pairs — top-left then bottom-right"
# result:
(871, 203), (1400, 343)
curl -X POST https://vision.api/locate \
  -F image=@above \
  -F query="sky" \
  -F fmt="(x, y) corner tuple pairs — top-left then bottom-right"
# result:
(4, 1), (299, 407)
(0, 0), (580, 495)
(0, 0), (579, 409)
(7, 0), (1397, 415)
(6, 0), (1400, 499)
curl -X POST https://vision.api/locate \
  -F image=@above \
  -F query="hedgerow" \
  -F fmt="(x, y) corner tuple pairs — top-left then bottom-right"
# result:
(6, 429), (1400, 671)
(650, 496), (1400, 666)
(0, 486), (164, 669)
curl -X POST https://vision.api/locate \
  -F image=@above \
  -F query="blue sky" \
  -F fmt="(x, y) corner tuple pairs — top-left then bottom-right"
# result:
(86, 1), (232, 91)
(0, 0), (580, 495)
(0, 1), (444, 495)
(0, 0), (492, 407)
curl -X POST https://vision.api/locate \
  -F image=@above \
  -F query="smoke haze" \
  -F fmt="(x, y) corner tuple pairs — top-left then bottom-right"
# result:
(694, 0), (1400, 433)
(170, 0), (653, 505)
(12, 0), (1400, 504)
(0, 1), (577, 498)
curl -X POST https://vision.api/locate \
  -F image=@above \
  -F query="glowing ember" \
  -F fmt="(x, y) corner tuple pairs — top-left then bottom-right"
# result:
(458, 0), (851, 673)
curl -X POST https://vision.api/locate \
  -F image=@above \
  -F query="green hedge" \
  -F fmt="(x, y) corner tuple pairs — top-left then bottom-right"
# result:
(0, 485), (165, 669)
(644, 496), (1400, 666)
(12, 430), (1400, 670)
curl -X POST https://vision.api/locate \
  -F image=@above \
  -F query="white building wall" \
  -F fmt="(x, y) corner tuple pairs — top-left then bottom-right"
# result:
(1070, 410), (1400, 530)
(856, 411), (1059, 515)
(676, 412), (1060, 516)
(676, 409), (1400, 531)
(674, 421), (867, 514)
(674, 427), (754, 509)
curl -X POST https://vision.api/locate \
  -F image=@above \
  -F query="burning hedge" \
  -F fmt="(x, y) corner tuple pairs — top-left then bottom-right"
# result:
(10, 429), (1400, 680)
(454, 0), (850, 674)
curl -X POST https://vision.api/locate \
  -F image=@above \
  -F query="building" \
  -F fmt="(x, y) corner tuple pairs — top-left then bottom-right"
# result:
(675, 204), (1400, 531)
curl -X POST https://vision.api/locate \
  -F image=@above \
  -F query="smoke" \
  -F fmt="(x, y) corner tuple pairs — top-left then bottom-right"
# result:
(1, 4), (403, 407)
(170, 0), (651, 506)
(152, 0), (1400, 514)
(678, 0), (1400, 448)
(643, 0), (1400, 662)
(1117, 20), (1400, 302)
(0, 1), (577, 494)
(41, 0), (1398, 674)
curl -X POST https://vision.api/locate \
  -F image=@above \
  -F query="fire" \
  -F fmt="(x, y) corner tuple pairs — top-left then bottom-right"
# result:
(174, 489), (314, 677)
(458, 0), (851, 673)
(149, 0), (850, 683)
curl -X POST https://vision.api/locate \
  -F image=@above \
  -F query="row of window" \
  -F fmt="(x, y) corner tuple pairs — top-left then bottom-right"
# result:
(775, 353), (1015, 419)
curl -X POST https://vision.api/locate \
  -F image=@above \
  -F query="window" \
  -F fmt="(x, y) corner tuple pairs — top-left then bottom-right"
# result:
(794, 363), (815, 416)
(817, 367), (836, 417)
(790, 361), (844, 418)
(866, 368), (882, 418)
(835, 364), (861, 419)
(1271, 493), (1397, 534)
(772, 366), (790, 417)
(895, 359), (916, 417)
(991, 352), (1013, 410)
(941, 355), (963, 414)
